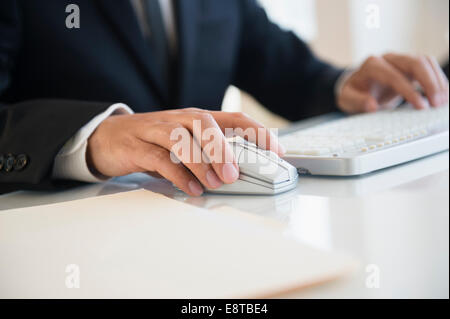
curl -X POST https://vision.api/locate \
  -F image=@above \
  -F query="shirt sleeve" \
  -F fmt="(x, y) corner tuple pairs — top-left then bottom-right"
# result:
(52, 103), (134, 183)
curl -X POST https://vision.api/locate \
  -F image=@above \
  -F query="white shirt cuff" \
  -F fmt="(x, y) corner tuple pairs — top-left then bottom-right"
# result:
(52, 103), (134, 183)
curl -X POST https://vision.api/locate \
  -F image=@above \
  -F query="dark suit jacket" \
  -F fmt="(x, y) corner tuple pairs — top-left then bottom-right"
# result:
(444, 61), (449, 79)
(0, 0), (343, 193)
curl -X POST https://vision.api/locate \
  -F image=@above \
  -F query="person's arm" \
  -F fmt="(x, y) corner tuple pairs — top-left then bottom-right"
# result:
(0, 0), (112, 193)
(232, 0), (344, 122)
(0, 100), (111, 194)
(0, 0), (283, 197)
(52, 103), (134, 183)
(233, 1), (448, 119)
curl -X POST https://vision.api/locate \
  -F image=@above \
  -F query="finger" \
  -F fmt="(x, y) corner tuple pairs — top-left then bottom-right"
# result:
(137, 122), (224, 189)
(146, 172), (163, 179)
(383, 53), (441, 107)
(364, 56), (426, 109)
(171, 132), (224, 189)
(211, 111), (285, 156)
(164, 108), (285, 156)
(138, 122), (223, 189)
(132, 142), (204, 197)
(339, 86), (379, 113)
(426, 56), (449, 106)
(169, 112), (240, 184)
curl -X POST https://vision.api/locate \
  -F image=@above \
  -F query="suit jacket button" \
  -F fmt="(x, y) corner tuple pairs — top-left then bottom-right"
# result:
(14, 154), (29, 171)
(4, 154), (15, 173)
(0, 155), (5, 171)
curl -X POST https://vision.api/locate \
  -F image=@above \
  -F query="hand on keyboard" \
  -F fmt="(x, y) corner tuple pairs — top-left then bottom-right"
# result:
(338, 53), (449, 114)
(280, 105), (449, 176)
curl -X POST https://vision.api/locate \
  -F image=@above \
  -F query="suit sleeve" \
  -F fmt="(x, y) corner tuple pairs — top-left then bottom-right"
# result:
(232, 0), (344, 122)
(0, 1), (110, 193)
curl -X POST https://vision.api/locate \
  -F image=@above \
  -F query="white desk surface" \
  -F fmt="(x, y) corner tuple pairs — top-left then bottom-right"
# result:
(1, 150), (448, 299)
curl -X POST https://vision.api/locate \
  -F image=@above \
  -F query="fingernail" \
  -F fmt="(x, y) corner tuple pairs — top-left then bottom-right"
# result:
(222, 163), (239, 184)
(206, 170), (223, 189)
(188, 181), (204, 196)
(418, 98), (428, 109)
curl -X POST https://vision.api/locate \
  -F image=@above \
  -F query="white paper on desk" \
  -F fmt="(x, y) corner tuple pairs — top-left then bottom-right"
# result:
(0, 190), (358, 298)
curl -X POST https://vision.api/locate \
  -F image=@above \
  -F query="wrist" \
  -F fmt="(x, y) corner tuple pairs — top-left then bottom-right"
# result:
(86, 137), (103, 178)
(86, 121), (110, 179)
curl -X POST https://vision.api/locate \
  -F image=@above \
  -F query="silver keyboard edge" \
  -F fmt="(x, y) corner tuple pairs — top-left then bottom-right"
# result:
(283, 131), (449, 176)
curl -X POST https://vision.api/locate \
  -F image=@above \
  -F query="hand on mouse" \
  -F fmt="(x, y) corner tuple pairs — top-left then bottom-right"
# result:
(86, 108), (285, 196)
(338, 53), (449, 113)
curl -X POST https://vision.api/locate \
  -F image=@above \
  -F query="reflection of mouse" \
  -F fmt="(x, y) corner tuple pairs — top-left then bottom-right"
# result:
(207, 139), (299, 195)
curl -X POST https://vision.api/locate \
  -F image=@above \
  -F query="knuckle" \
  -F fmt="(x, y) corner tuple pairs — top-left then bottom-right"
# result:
(234, 112), (248, 119)
(155, 122), (182, 134)
(404, 53), (416, 62)
(201, 112), (214, 120)
(203, 113), (215, 122)
(167, 123), (189, 137)
(411, 57), (429, 73)
(414, 55), (427, 66)
(366, 55), (380, 65)
(362, 56), (381, 72)
(194, 112), (214, 122)
(167, 122), (185, 130)
(382, 52), (394, 60)
(419, 56), (429, 66)
(184, 107), (202, 113)
(151, 120), (165, 127)
(152, 147), (169, 162)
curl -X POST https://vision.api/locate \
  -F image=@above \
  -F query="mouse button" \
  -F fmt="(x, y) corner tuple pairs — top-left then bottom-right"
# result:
(230, 142), (245, 159)
(232, 136), (257, 147)
(266, 165), (291, 184)
(238, 153), (290, 184)
(237, 146), (258, 162)
(262, 150), (284, 163)
(243, 142), (259, 150)
(276, 159), (299, 179)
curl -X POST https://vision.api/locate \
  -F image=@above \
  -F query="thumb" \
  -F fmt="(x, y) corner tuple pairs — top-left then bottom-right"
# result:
(339, 87), (379, 113)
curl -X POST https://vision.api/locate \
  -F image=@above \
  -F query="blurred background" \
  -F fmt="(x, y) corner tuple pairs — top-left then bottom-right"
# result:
(222, 0), (450, 128)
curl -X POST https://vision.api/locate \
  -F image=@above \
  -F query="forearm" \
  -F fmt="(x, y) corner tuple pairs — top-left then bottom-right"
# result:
(233, 0), (344, 121)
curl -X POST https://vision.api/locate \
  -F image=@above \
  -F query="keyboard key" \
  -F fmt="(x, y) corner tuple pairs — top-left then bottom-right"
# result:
(286, 148), (331, 156)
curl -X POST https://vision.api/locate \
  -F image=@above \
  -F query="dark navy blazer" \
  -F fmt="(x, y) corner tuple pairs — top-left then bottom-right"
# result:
(0, 0), (342, 192)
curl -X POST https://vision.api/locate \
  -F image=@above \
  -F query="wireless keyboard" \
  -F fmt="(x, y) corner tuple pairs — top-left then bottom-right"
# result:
(280, 104), (449, 176)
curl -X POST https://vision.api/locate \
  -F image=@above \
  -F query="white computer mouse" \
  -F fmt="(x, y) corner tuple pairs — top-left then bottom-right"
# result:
(207, 139), (299, 195)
